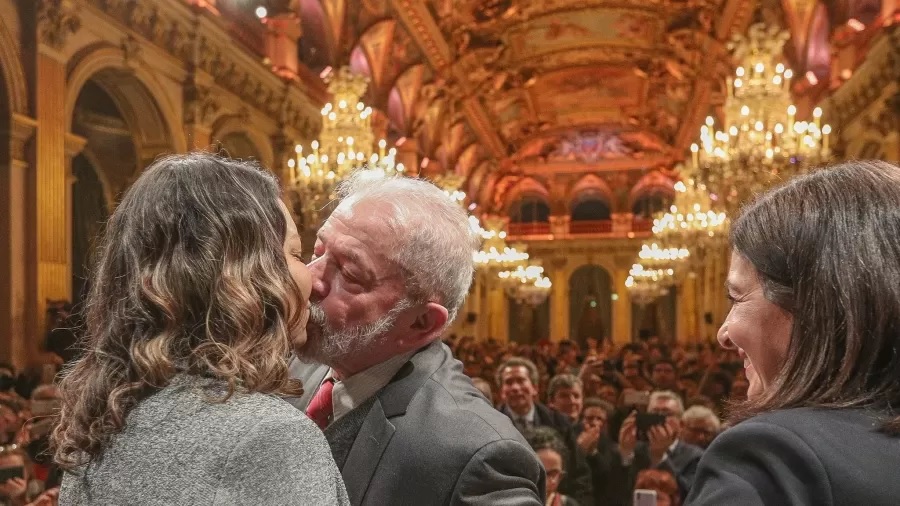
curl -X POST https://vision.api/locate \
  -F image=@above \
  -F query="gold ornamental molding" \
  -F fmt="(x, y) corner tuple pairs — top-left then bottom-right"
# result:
(824, 25), (900, 127)
(390, 0), (508, 160)
(37, 0), (81, 50)
(83, 0), (323, 140)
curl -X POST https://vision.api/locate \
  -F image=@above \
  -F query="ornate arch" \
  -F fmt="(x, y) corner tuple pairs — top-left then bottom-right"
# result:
(501, 177), (551, 215)
(66, 44), (186, 160)
(568, 174), (614, 211)
(0, 6), (28, 116)
(629, 171), (676, 208)
(210, 115), (274, 169)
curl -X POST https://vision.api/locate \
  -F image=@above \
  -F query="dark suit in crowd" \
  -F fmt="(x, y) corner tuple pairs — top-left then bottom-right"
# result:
(501, 402), (595, 506)
(289, 340), (545, 506)
(575, 430), (629, 506)
(629, 439), (703, 501)
(687, 408), (900, 506)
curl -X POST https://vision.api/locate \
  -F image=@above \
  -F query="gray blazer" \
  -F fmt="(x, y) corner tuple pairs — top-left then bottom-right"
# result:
(60, 375), (349, 505)
(287, 340), (545, 506)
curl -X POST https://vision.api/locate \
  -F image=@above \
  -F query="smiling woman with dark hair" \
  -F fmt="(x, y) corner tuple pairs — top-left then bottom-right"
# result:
(53, 153), (348, 505)
(687, 160), (900, 505)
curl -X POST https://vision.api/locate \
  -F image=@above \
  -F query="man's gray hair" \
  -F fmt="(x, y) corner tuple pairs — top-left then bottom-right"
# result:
(682, 405), (722, 430)
(650, 390), (685, 416)
(335, 172), (479, 324)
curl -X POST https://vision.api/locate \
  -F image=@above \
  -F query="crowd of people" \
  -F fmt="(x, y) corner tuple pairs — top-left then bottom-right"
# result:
(450, 336), (737, 505)
(2, 155), (899, 506)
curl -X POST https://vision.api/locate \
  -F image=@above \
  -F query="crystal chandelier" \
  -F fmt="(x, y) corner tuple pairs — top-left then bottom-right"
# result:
(625, 263), (672, 306)
(652, 169), (729, 272)
(498, 263), (553, 306)
(472, 217), (529, 271)
(434, 172), (467, 205)
(287, 67), (402, 229)
(691, 23), (832, 214)
(637, 240), (689, 276)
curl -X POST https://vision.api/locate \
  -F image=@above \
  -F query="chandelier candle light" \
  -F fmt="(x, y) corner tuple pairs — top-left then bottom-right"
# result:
(288, 67), (403, 229)
(691, 23), (831, 214)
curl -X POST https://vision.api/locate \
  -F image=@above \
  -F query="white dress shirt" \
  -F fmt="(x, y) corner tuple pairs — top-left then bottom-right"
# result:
(323, 351), (415, 423)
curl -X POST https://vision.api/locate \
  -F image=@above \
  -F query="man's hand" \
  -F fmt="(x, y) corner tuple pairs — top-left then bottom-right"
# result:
(0, 477), (27, 499)
(576, 424), (600, 455)
(618, 412), (637, 458)
(648, 417), (679, 465)
(26, 487), (59, 506)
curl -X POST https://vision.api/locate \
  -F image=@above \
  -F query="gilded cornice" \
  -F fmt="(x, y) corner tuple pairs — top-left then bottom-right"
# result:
(83, 0), (323, 139)
(824, 25), (900, 127)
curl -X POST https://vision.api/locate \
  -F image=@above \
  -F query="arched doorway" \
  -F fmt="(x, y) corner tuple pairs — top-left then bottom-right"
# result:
(71, 154), (108, 306)
(509, 196), (551, 223)
(632, 287), (677, 343)
(569, 265), (612, 345)
(69, 66), (176, 308)
(508, 297), (550, 344)
(215, 131), (262, 161)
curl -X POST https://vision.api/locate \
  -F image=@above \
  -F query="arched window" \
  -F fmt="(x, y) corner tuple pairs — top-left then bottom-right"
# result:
(571, 197), (611, 221)
(632, 191), (671, 219)
(509, 196), (551, 223)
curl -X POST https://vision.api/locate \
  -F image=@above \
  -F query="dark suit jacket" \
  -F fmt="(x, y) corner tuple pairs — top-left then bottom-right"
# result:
(575, 430), (628, 506)
(687, 408), (900, 506)
(288, 341), (545, 506)
(501, 403), (594, 506)
(631, 439), (703, 500)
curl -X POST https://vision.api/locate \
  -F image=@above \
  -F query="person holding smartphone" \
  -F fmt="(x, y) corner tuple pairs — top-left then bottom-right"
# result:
(618, 391), (702, 501)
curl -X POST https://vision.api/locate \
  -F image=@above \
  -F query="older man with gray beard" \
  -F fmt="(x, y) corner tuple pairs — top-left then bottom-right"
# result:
(287, 173), (544, 506)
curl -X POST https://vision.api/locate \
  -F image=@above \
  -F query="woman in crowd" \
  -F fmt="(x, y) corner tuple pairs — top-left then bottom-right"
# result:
(525, 427), (581, 506)
(688, 160), (900, 505)
(53, 153), (349, 504)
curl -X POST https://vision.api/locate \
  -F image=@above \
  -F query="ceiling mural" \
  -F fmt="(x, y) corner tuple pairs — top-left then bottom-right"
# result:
(298, 0), (758, 212)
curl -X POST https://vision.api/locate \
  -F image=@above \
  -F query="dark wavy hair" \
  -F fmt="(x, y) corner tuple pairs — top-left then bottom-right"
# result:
(729, 160), (900, 434)
(51, 153), (305, 469)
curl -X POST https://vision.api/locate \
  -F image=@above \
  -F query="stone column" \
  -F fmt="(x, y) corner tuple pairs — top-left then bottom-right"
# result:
(549, 215), (568, 237)
(676, 273), (698, 343)
(612, 262), (633, 345)
(487, 280), (509, 342)
(34, 0), (80, 348)
(549, 256), (569, 341)
(0, 114), (37, 367)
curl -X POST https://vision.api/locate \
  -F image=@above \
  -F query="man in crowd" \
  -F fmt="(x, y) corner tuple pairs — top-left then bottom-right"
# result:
(497, 358), (593, 505)
(577, 398), (629, 506)
(547, 374), (583, 423)
(680, 405), (721, 449)
(650, 358), (679, 392)
(288, 174), (544, 505)
(618, 390), (703, 501)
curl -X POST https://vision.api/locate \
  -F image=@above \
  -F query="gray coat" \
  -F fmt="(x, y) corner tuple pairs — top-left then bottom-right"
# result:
(60, 375), (349, 505)
(287, 340), (546, 506)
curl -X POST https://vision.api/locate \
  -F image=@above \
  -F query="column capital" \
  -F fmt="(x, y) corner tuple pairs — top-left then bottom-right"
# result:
(37, 0), (81, 53)
(9, 114), (37, 163)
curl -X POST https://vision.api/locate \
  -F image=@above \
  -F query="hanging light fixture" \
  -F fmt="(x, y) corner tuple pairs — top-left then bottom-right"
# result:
(498, 262), (552, 306)
(472, 217), (530, 271)
(625, 263), (671, 306)
(690, 23), (832, 215)
(652, 167), (729, 272)
(287, 67), (403, 230)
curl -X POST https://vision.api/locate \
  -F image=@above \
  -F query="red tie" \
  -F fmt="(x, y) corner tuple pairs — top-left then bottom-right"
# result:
(306, 378), (335, 430)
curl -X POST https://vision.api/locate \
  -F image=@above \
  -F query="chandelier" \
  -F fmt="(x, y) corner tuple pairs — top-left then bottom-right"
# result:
(434, 172), (467, 205)
(498, 263), (552, 306)
(652, 169), (729, 272)
(625, 263), (672, 306)
(472, 217), (529, 271)
(287, 67), (402, 229)
(691, 23), (832, 214)
(637, 240), (689, 276)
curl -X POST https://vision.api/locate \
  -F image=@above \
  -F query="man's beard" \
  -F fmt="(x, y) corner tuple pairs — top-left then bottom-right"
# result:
(298, 299), (413, 367)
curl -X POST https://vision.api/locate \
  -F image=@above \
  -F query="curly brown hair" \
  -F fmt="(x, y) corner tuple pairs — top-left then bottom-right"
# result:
(51, 153), (304, 469)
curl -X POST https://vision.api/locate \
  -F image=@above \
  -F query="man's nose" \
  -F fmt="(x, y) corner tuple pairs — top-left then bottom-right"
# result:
(306, 256), (330, 302)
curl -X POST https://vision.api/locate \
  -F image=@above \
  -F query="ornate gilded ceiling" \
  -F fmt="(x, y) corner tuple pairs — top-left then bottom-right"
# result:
(298, 0), (761, 212)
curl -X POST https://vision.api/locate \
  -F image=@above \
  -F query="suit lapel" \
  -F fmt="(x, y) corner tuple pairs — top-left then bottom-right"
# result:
(341, 399), (395, 506)
(284, 357), (329, 411)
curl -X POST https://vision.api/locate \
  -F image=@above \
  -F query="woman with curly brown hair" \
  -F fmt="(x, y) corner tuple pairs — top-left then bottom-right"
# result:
(54, 153), (349, 505)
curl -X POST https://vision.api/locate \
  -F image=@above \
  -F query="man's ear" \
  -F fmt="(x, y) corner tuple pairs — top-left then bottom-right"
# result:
(402, 302), (449, 348)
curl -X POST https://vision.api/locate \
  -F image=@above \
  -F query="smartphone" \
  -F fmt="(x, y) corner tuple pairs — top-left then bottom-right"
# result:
(623, 390), (650, 407)
(636, 413), (668, 442)
(634, 489), (658, 506)
(0, 466), (24, 482)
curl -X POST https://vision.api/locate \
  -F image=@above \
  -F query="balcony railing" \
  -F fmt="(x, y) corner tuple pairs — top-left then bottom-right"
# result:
(505, 216), (655, 240)
(507, 222), (551, 236)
